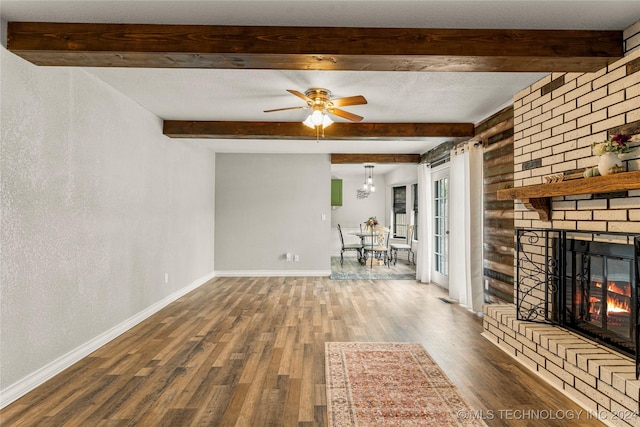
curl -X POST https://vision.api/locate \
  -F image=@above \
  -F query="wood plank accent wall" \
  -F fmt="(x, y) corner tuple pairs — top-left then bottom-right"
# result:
(419, 140), (457, 166)
(477, 107), (515, 303)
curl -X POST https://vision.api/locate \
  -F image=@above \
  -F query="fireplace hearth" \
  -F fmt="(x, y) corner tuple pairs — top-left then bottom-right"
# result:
(515, 229), (640, 377)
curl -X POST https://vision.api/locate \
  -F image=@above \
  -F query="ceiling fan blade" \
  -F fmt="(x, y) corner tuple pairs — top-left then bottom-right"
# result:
(287, 89), (313, 104)
(263, 106), (307, 113)
(328, 108), (364, 122)
(331, 95), (368, 107)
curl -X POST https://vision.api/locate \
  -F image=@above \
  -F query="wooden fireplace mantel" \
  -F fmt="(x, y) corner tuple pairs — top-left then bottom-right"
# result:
(496, 170), (640, 220)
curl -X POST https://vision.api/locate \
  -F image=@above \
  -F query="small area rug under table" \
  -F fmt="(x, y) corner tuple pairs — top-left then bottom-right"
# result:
(325, 342), (487, 426)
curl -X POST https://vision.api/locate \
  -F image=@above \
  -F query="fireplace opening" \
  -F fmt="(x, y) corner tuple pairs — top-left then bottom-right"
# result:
(564, 239), (636, 356)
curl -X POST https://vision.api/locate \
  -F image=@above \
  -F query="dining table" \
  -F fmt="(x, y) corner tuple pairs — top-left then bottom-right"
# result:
(348, 231), (371, 265)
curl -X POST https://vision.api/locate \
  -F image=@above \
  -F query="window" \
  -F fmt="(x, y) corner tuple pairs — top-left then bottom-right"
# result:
(412, 183), (418, 241)
(393, 186), (407, 238)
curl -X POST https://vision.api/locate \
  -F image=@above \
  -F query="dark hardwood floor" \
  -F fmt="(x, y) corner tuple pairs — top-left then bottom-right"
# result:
(0, 277), (604, 426)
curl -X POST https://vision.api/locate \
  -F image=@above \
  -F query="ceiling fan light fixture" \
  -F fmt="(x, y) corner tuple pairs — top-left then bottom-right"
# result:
(302, 115), (315, 129)
(265, 87), (365, 137)
(311, 109), (324, 126)
(303, 110), (333, 130)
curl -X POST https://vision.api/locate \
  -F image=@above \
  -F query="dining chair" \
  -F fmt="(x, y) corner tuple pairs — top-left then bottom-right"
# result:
(362, 226), (390, 268)
(390, 225), (415, 265)
(359, 223), (375, 247)
(337, 224), (363, 266)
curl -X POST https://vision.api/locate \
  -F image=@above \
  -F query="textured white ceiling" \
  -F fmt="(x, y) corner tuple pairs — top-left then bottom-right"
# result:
(2, 0), (639, 173)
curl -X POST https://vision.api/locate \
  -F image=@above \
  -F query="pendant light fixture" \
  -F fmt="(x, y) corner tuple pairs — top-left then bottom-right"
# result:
(356, 165), (375, 199)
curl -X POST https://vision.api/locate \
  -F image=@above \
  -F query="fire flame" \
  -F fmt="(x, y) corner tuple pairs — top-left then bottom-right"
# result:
(607, 282), (631, 297)
(588, 282), (632, 315)
(607, 295), (631, 314)
(606, 281), (632, 314)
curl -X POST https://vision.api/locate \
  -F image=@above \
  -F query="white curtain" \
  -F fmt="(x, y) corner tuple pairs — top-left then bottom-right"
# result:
(448, 144), (484, 313)
(416, 163), (432, 283)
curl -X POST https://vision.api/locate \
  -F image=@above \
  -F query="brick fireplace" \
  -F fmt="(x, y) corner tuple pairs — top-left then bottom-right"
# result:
(483, 21), (640, 427)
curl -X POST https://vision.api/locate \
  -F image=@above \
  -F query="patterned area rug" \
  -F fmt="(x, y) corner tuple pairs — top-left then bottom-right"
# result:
(325, 342), (487, 426)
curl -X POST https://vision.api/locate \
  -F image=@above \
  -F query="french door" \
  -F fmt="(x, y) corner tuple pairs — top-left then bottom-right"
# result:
(431, 167), (449, 289)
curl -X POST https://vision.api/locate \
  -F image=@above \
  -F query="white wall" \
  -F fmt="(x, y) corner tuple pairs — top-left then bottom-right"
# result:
(330, 173), (387, 229)
(385, 165), (418, 187)
(0, 45), (216, 399)
(214, 153), (331, 274)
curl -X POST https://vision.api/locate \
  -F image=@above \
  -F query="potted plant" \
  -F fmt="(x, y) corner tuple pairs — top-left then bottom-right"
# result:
(592, 133), (631, 175)
(364, 216), (378, 231)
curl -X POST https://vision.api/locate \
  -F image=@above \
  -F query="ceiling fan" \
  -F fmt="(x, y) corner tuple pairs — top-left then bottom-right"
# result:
(264, 88), (367, 127)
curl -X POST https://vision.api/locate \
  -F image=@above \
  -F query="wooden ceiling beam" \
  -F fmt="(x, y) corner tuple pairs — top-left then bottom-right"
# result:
(162, 121), (475, 140)
(7, 22), (622, 72)
(331, 154), (421, 164)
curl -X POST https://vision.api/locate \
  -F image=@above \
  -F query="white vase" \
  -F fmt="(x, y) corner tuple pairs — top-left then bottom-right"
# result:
(597, 152), (622, 176)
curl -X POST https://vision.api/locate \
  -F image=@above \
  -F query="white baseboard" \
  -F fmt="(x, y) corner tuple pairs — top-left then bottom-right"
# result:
(0, 270), (216, 409)
(215, 270), (331, 277)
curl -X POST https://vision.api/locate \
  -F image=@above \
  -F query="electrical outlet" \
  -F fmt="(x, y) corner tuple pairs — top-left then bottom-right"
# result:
(165, 273), (169, 283)
(286, 253), (292, 262)
(294, 255), (299, 262)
